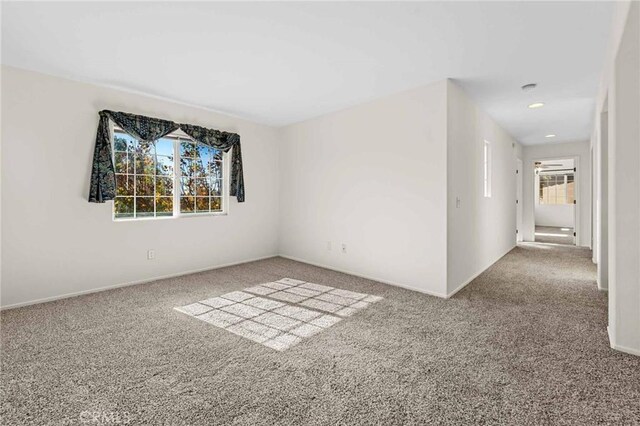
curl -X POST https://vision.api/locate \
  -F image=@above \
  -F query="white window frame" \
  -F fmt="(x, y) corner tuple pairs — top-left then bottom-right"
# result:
(111, 126), (229, 222)
(483, 140), (492, 198)
(538, 170), (574, 205)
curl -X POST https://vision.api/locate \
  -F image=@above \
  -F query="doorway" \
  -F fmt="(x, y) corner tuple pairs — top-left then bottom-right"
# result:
(533, 158), (576, 245)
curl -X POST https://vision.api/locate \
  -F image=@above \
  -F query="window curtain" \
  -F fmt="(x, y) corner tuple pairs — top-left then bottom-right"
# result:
(88, 110), (245, 203)
(179, 124), (244, 202)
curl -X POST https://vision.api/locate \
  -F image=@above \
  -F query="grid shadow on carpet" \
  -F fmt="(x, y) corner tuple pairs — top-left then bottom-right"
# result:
(175, 278), (383, 351)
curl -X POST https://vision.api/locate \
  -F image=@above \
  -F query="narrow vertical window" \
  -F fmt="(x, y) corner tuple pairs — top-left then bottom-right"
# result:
(483, 140), (491, 198)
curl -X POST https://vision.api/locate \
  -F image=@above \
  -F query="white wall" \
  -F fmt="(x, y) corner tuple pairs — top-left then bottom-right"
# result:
(278, 81), (449, 297)
(446, 81), (521, 294)
(522, 141), (591, 247)
(596, 110), (609, 290)
(608, 2), (640, 355)
(1, 66), (280, 308)
(589, 0), (640, 356)
(591, 0), (631, 280)
(534, 205), (574, 228)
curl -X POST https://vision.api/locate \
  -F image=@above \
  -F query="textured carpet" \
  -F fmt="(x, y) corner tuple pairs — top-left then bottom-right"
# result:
(535, 225), (574, 245)
(2, 244), (639, 425)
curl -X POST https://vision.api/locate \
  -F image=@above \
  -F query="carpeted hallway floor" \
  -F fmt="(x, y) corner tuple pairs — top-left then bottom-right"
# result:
(2, 244), (639, 425)
(535, 225), (575, 245)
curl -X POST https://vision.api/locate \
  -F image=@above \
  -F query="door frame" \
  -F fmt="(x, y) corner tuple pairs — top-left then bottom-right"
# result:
(516, 158), (524, 242)
(530, 155), (579, 245)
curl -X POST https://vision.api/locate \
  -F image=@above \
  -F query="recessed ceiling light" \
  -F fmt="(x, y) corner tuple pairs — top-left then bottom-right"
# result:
(521, 83), (537, 92)
(545, 134), (556, 138)
(528, 102), (545, 109)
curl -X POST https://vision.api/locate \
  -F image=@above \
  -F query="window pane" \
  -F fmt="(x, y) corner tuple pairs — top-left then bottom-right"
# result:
(135, 154), (155, 175)
(136, 176), (154, 196)
(212, 149), (223, 161)
(156, 138), (173, 157)
(180, 177), (194, 196)
(113, 136), (128, 152)
(180, 196), (195, 213)
(114, 197), (134, 218)
(195, 178), (209, 196)
(136, 141), (155, 155)
(116, 174), (134, 196)
(114, 152), (134, 174)
(197, 144), (212, 161)
(114, 132), (137, 152)
(180, 158), (194, 177)
(156, 177), (173, 196)
(136, 197), (154, 217)
(567, 175), (575, 204)
(211, 197), (222, 212)
(196, 197), (209, 212)
(193, 157), (208, 177)
(180, 141), (196, 158)
(557, 177), (566, 203)
(156, 197), (173, 216)
(210, 179), (223, 196)
(156, 155), (173, 176)
(210, 161), (223, 180)
(540, 175), (552, 204)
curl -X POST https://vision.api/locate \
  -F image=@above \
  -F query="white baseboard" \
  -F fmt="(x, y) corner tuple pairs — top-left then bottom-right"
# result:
(446, 272), (478, 299)
(280, 246), (514, 300)
(278, 255), (449, 299)
(0, 255), (277, 311)
(612, 343), (640, 357)
(608, 326), (640, 357)
(445, 245), (515, 299)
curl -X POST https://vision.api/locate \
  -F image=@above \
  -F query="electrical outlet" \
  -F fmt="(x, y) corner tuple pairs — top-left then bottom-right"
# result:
(341, 243), (347, 254)
(147, 249), (155, 260)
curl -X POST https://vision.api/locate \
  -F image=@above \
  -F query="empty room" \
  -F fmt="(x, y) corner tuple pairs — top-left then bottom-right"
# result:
(1, 2), (639, 425)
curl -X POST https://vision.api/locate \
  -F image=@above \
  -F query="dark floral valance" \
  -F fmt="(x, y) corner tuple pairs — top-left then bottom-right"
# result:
(104, 110), (179, 143)
(88, 110), (245, 203)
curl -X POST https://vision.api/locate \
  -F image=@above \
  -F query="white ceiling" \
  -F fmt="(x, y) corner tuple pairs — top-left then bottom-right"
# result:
(1, 2), (613, 145)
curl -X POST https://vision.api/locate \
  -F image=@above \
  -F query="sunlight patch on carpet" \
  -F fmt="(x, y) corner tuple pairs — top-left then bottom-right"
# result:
(175, 278), (383, 351)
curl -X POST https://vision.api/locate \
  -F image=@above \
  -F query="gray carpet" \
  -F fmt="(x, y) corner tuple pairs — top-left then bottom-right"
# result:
(2, 244), (639, 425)
(535, 225), (574, 245)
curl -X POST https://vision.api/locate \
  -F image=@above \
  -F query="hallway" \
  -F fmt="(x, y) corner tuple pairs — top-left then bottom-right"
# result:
(453, 242), (640, 423)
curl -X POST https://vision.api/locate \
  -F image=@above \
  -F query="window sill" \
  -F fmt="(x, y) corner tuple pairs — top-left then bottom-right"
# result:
(113, 212), (228, 222)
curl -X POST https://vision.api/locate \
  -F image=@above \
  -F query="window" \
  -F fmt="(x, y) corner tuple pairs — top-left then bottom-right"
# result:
(178, 139), (224, 214)
(539, 172), (575, 204)
(112, 129), (225, 220)
(483, 140), (491, 197)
